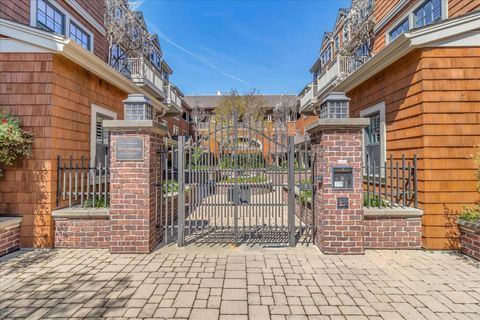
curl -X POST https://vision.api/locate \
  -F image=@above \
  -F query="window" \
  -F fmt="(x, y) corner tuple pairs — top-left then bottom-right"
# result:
(389, 18), (409, 41)
(334, 35), (340, 51)
(360, 102), (386, 169)
(365, 113), (381, 166)
(90, 105), (117, 167)
(36, 0), (65, 34)
(414, 0), (442, 28)
(70, 22), (90, 50)
(321, 46), (332, 66)
(313, 68), (320, 81)
(150, 50), (162, 69)
(173, 125), (179, 136)
(343, 24), (350, 43)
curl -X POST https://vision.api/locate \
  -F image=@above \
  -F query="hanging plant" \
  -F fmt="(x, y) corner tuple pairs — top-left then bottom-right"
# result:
(0, 113), (34, 177)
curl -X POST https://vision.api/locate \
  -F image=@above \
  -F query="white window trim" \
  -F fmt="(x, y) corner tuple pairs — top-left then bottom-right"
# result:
(30, 0), (94, 52)
(90, 104), (117, 167)
(385, 0), (448, 45)
(360, 101), (386, 168)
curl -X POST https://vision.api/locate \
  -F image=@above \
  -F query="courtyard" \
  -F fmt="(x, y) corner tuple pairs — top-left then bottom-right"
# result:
(0, 245), (479, 320)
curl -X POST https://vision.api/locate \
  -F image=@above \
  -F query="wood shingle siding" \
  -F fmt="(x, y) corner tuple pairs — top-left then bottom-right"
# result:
(0, 53), (126, 248)
(348, 47), (480, 249)
(0, 0), (30, 25)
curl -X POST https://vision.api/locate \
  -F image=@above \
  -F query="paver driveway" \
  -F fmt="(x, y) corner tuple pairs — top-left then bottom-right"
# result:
(0, 245), (479, 320)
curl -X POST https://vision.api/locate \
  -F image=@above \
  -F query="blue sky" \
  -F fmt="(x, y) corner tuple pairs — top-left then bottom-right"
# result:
(139, 0), (350, 96)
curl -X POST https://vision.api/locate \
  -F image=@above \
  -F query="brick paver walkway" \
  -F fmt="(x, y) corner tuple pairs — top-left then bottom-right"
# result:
(0, 245), (479, 319)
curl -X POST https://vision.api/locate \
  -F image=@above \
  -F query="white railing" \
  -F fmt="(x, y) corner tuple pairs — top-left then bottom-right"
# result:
(115, 57), (166, 97)
(166, 84), (182, 110)
(299, 84), (315, 110)
(314, 55), (370, 98)
(314, 57), (340, 98)
(339, 56), (369, 78)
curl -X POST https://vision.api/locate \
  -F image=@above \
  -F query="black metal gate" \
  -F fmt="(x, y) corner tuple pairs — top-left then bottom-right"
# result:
(164, 113), (316, 246)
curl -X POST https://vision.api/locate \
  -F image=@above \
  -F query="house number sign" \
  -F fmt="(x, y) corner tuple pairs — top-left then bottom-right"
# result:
(116, 137), (144, 161)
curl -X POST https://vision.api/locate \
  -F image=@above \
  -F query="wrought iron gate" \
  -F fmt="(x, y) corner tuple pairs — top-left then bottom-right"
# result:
(163, 114), (316, 246)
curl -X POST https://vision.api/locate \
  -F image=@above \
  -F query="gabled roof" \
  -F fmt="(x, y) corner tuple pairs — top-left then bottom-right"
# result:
(320, 32), (332, 50)
(150, 34), (163, 55)
(333, 8), (349, 32)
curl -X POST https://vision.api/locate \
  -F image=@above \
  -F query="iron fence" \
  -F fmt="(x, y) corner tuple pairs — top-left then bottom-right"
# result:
(56, 155), (110, 208)
(363, 154), (418, 209)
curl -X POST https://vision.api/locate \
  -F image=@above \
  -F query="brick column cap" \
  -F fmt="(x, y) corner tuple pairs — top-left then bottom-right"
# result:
(104, 120), (168, 136)
(306, 118), (370, 134)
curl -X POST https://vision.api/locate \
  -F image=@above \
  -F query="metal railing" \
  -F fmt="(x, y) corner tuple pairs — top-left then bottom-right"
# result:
(313, 55), (370, 98)
(339, 56), (369, 78)
(114, 57), (166, 96)
(56, 156), (110, 208)
(363, 154), (418, 209)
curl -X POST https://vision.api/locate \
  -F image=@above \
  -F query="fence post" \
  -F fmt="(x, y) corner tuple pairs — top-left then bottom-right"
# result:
(288, 136), (296, 247)
(177, 136), (186, 247)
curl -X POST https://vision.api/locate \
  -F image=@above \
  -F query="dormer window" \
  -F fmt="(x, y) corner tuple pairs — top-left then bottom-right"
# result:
(320, 46), (332, 67)
(36, 0), (65, 35)
(150, 51), (161, 69)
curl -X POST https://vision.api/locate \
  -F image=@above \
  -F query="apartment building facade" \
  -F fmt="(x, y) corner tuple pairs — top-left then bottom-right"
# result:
(299, 0), (480, 249)
(0, 0), (188, 247)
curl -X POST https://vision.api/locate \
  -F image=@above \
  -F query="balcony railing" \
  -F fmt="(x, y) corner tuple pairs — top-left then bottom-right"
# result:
(166, 84), (182, 111)
(313, 55), (370, 99)
(299, 84), (316, 111)
(339, 56), (369, 78)
(114, 57), (166, 99)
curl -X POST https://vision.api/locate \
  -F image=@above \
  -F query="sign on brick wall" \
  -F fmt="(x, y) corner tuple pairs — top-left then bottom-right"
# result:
(116, 137), (144, 161)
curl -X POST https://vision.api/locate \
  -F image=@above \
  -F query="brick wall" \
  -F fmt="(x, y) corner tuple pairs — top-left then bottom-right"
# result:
(0, 218), (22, 256)
(0, 53), (126, 248)
(364, 216), (422, 249)
(54, 217), (110, 249)
(311, 126), (365, 254)
(109, 128), (163, 253)
(458, 222), (480, 261)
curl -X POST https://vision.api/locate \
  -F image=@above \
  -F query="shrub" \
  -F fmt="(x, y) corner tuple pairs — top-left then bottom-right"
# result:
(459, 147), (480, 223)
(0, 113), (33, 177)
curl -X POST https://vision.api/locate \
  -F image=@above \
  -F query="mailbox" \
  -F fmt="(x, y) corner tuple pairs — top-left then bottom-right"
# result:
(337, 197), (349, 209)
(332, 167), (353, 190)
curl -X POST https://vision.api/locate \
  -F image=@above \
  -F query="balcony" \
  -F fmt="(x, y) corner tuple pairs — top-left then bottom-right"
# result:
(114, 57), (167, 100)
(299, 83), (316, 112)
(313, 55), (369, 100)
(165, 84), (182, 114)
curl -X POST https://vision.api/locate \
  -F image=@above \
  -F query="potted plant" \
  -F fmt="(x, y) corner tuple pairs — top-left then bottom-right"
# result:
(0, 113), (33, 177)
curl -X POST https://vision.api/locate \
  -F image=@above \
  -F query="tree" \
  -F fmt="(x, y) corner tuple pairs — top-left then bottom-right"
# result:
(214, 89), (267, 123)
(105, 0), (154, 72)
(341, 0), (375, 58)
(272, 95), (298, 133)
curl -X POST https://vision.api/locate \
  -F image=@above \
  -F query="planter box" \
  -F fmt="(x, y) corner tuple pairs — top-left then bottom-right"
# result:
(0, 217), (22, 256)
(458, 219), (480, 260)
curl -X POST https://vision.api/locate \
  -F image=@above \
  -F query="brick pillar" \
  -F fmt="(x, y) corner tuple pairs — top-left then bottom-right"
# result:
(103, 120), (167, 254)
(308, 119), (369, 254)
